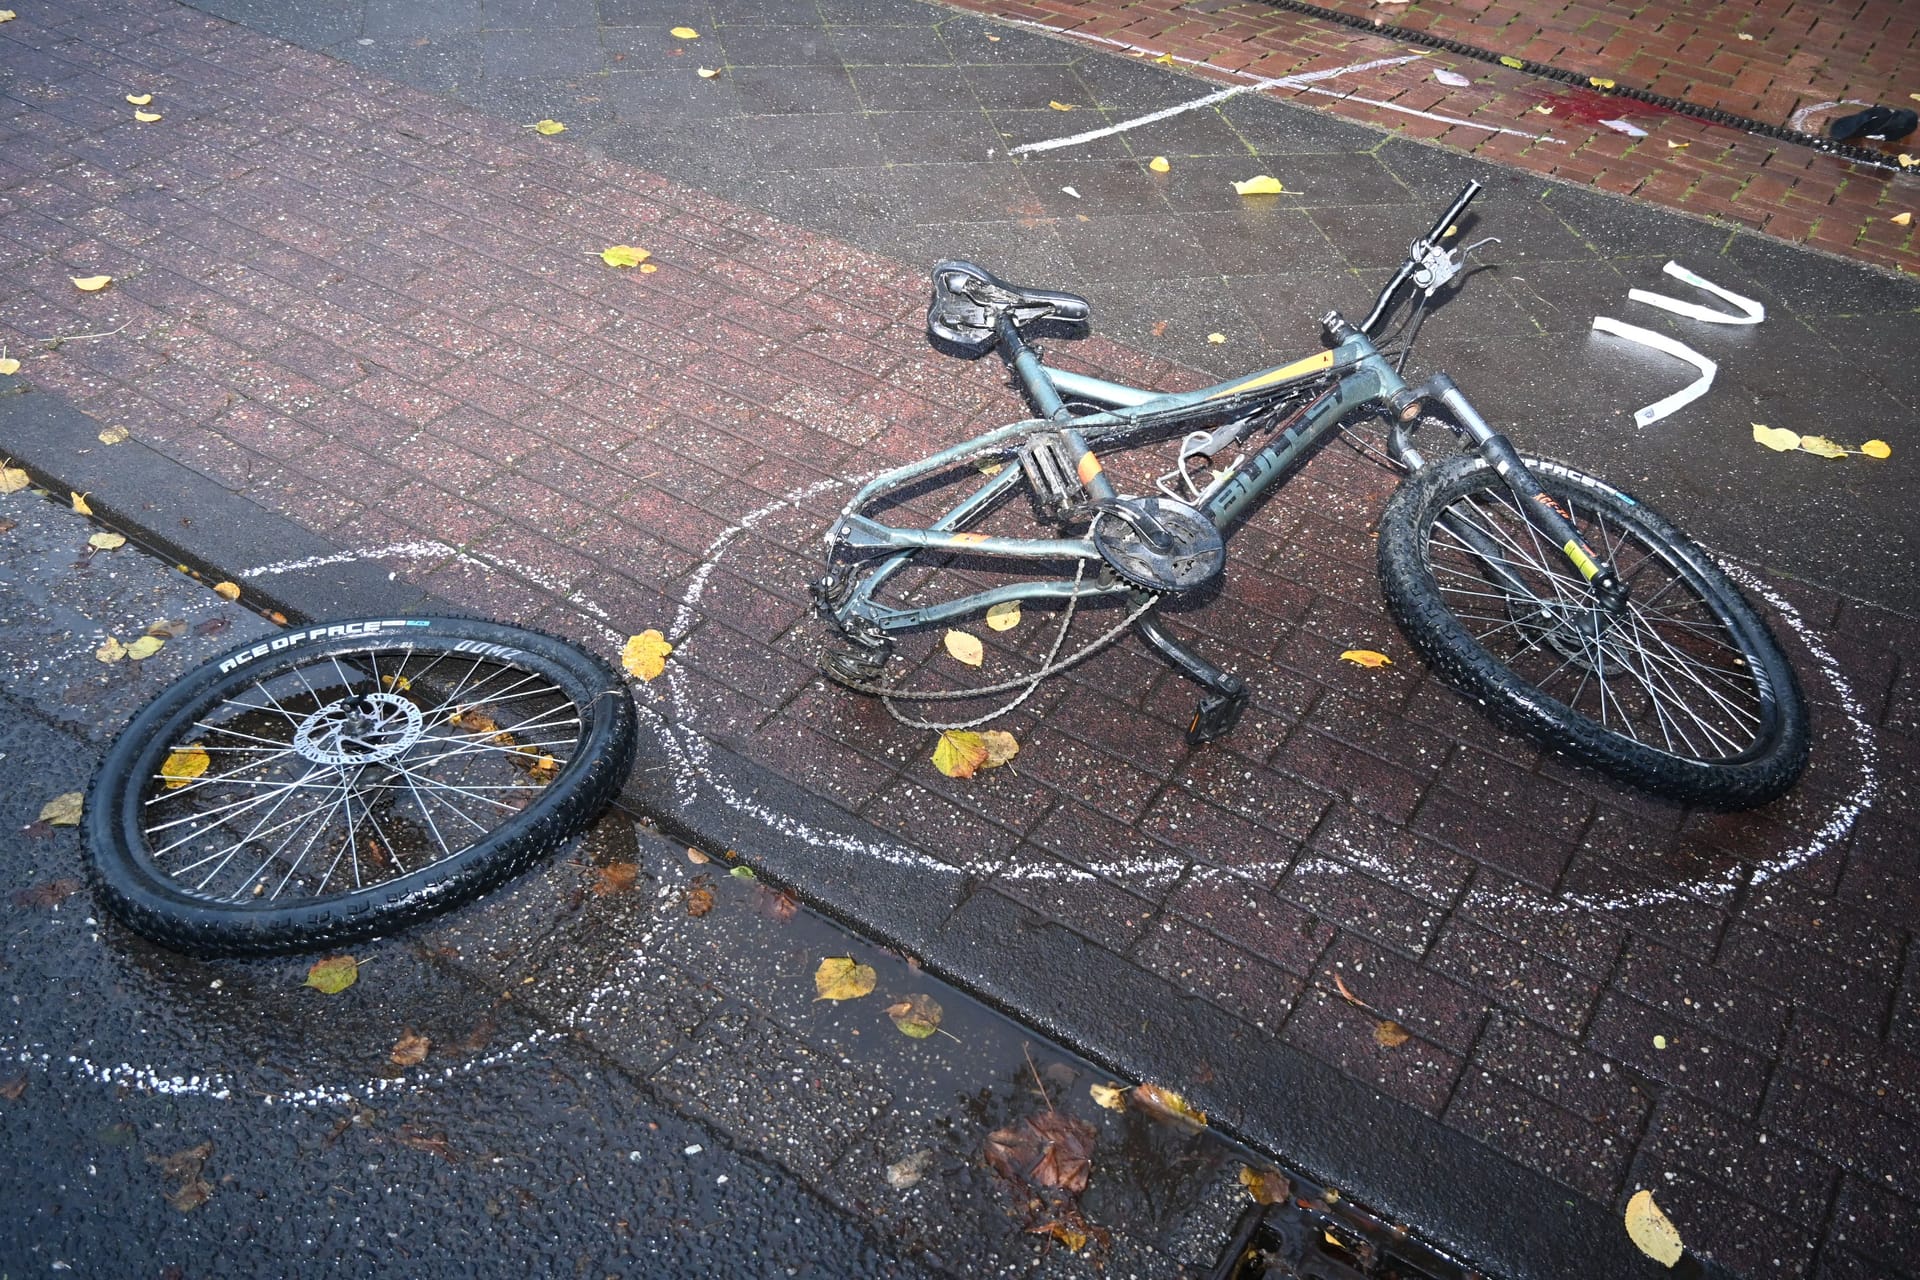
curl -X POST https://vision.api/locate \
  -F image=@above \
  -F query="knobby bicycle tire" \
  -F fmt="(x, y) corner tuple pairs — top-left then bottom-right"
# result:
(84, 617), (637, 956)
(1378, 455), (1809, 809)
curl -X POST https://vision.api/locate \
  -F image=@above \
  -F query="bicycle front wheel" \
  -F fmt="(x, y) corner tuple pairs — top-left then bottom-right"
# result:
(1377, 454), (1809, 809)
(84, 618), (637, 956)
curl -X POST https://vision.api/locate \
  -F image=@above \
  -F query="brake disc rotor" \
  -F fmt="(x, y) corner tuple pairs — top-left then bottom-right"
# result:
(1092, 497), (1225, 593)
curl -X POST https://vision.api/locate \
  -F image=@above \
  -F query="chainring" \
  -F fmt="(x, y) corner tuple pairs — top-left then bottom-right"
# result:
(1091, 498), (1225, 593)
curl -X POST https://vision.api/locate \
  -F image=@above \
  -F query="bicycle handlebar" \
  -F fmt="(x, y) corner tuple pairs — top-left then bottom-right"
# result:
(1424, 179), (1482, 246)
(1357, 181), (1483, 337)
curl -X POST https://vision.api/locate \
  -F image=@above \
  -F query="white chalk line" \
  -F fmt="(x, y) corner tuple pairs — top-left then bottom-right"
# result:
(1000, 20), (1561, 152)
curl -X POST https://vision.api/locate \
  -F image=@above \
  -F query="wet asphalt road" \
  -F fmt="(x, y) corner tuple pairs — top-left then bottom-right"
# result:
(0, 489), (1247, 1277)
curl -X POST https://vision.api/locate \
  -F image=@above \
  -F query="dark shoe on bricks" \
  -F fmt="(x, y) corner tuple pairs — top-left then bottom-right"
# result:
(1829, 105), (1918, 141)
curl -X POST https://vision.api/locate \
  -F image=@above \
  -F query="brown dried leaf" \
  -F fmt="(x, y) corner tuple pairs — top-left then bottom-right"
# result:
(593, 862), (639, 896)
(685, 884), (715, 917)
(389, 1030), (430, 1067)
(13, 878), (83, 909)
(1373, 1020), (1411, 1048)
(39, 792), (83, 826)
(1132, 1082), (1206, 1130)
(0, 1073), (25, 1100)
(1027, 1111), (1096, 1194)
(1239, 1164), (1290, 1204)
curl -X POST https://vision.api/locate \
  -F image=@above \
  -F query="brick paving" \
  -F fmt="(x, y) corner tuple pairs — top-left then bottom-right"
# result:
(931, 0), (1920, 273)
(1, 1), (1918, 1277)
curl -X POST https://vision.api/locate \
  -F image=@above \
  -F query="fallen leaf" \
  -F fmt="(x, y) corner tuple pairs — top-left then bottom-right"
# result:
(943, 629), (984, 666)
(1499, 55), (1524, 69)
(1861, 439), (1891, 458)
(389, 1030), (430, 1066)
(979, 729), (1019, 768)
(1239, 1164), (1290, 1205)
(1048, 100), (1075, 111)
(89, 531), (126, 550)
(71, 275), (112, 292)
(686, 846), (710, 864)
(814, 956), (877, 1001)
(886, 993), (943, 1038)
(1089, 1082), (1127, 1110)
(1150, 319), (1169, 337)
(97, 425), (129, 444)
(0, 357), (20, 375)
(1625, 1189), (1683, 1267)
(931, 729), (989, 779)
(600, 244), (651, 268)
(1533, 104), (1554, 114)
(1132, 1082), (1206, 1130)
(977, 460), (1004, 476)
(1736, 31), (1753, 40)
(160, 745), (210, 789)
(1590, 77), (1617, 89)
(695, 65), (721, 77)
(1332, 972), (1366, 1007)
(592, 862), (639, 895)
(126, 92), (153, 105)
(1026, 1111), (1096, 1193)
(670, 25), (699, 38)
(1060, 185), (1081, 199)
(1797, 434), (1848, 459)
(685, 883), (715, 916)
(71, 491), (93, 514)
(39, 792), (84, 826)
(1666, 140), (1689, 149)
(305, 954), (359, 994)
(134, 110), (162, 123)
(152, 1142), (213, 1212)
(531, 118), (566, 134)
(96, 637), (127, 663)
(886, 1148), (934, 1190)
(728, 864), (756, 879)
(0, 1074), (24, 1101)
(984, 600), (1021, 631)
(1752, 423), (1801, 452)
(1207, 332), (1227, 344)
(0, 463), (28, 492)
(0, 11), (16, 21)
(1232, 174), (1285, 195)
(620, 629), (672, 680)
(1433, 68), (1471, 87)
(526, 753), (558, 783)
(125, 634), (165, 660)
(1340, 649), (1393, 668)
(1599, 118), (1648, 137)
(1148, 155), (1170, 173)
(13, 878), (82, 908)
(1373, 1019), (1411, 1048)
(214, 581), (241, 600)
(1893, 211), (1913, 226)
(1902, 154), (1918, 169)
(1154, 51), (1173, 65)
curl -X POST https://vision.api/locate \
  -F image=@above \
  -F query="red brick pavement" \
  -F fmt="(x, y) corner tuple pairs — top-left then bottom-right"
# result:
(930, 0), (1920, 273)
(1, 3), (1918, 1277)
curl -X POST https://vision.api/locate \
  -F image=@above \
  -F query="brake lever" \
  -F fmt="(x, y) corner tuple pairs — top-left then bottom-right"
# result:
(1410, 235), (1503, 296)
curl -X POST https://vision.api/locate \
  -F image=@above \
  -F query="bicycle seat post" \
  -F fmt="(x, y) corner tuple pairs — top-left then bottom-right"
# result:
(996, 313), (1119, 506)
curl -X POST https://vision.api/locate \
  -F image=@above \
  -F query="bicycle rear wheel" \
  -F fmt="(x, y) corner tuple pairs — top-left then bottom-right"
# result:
(84, 618), (636, 956)
(1378, 454), (1808, 809)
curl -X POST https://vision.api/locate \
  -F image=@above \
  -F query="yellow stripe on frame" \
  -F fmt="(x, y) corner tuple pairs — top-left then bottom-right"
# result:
(1207, 348), (1336, 400)
(1562, 540), (1599, 580)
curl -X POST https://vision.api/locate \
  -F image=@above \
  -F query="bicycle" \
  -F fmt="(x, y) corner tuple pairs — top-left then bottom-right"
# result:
(84, 618), (636, 956)
(811, 181), (1811, 811)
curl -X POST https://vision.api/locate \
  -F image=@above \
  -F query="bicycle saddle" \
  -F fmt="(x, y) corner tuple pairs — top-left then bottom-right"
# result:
(927, 260), (1091, 348)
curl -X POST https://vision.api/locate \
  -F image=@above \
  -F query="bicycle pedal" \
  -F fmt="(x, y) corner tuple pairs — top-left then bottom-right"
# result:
(1185, 688), (1248, 746)
(1018, 431), (1087, 517)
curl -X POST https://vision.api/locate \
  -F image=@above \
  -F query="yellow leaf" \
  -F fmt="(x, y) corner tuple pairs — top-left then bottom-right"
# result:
(1133, 1082), (1207, 1129)
(1232, 175), (1285, 195)
(161, 745), (210, 789)
(1902, 154), (1918, 169)
(97, 425), (129, 444)
(1089, 1083), (1127, 1110)
(1625, 1189), (1683, 1267)
(1736, 31), (1753, 40)
(71, 275), (112, 292)
(1045, 1222), (1089, 1252)
(71, 491), (93, 514)
(0, 10), (15, 20)
(942, 629), (984, 666)
(977, 460), (1003, 476)
(1373, 1019), (1411, 1047)
(813, 956), (876, 1001)
(0, 357), (18, 375)
(1154, 52), (1173, 65)
(304, 954), (359, 994)
(885, 993), (943, 1038)
(1797, 434), (1848, 459)
(1666, 140), (1689, 149)
(213, 580), (241, 600)
(1340, 649), (1393, 668)
(697, 67), (719, 78)
(1861, 439), (1891, 459)
(1893, 212), (1913, 226)
(1239, 1165), (1290, 1205)
(88, 531), (126, 550)
(1148, 155), (1170, 173)
(96, 636), (127, 663)
(389, 1030), (430, 1066)
(931, 729), (989, 779)
(984, 600), (1020, 632)
(39, 792), (84, 826)
(639, 262), (658, 273)
(531, 119), (566, 134)
(1048, 100), (1075, 111)
(600, 244), (651, 267)
(1590, 77), (1616, 88)
(126, 93), (153, 105)
(0, 463), (29, 492)
(979, 729), (1019, 769)
(133, 110), (162, 123)
(1206, 332), (1227, 344)
(1533, 104), (1553, 114)
(125, 634), (165, 660)
(1499, 55), (1524, 69)
(620, 629), (673, 681)
(1751, 424), (1801, 452)
(670, 25), (699, 38)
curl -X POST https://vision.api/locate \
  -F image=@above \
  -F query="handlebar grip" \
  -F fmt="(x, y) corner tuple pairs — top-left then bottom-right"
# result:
(1424, 180), (1482, 245)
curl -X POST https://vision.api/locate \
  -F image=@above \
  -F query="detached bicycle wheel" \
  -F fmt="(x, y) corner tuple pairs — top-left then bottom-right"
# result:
(1378, 455), (1809, 809)
(84, 618), (637, 956)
